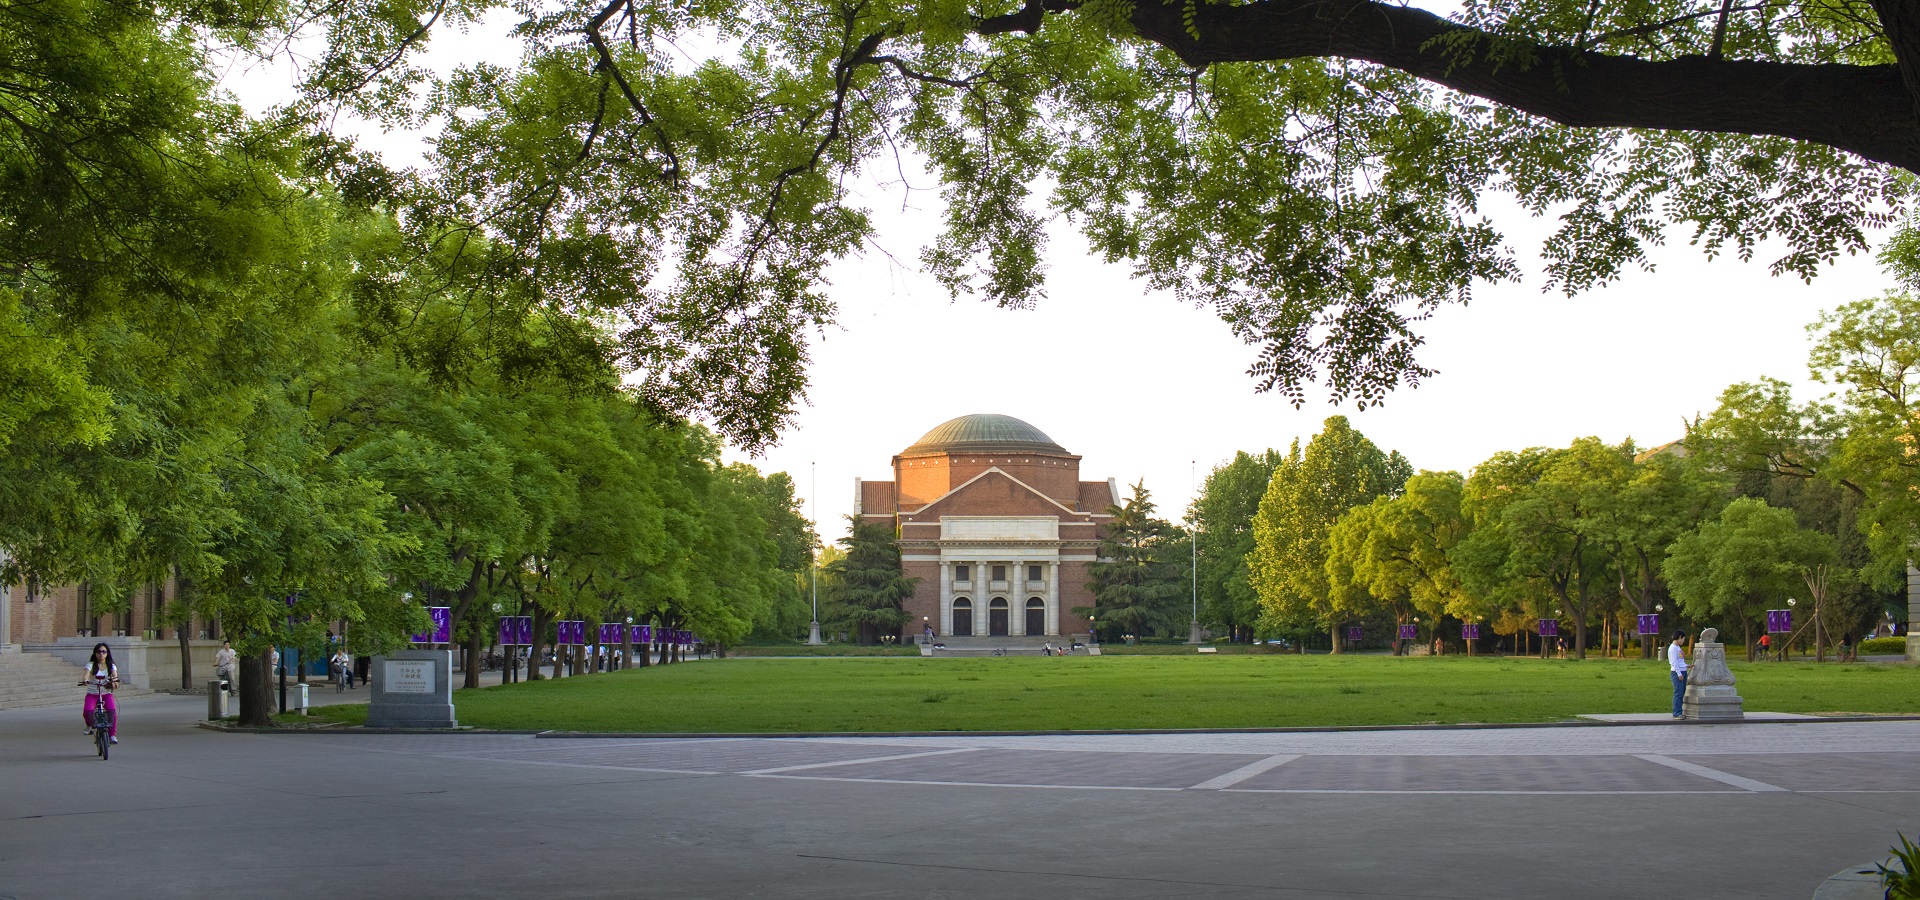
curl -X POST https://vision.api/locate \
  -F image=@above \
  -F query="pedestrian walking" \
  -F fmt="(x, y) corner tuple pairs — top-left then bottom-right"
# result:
(1668, 630), (1689, 718)
(213, 639), (238, 695)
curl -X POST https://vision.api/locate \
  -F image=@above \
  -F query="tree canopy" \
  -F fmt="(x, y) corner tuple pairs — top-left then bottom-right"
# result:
(15, 0), (1914, 449)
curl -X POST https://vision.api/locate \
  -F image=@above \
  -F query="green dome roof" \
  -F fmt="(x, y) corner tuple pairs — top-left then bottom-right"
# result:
(903, 414), (1068, 455)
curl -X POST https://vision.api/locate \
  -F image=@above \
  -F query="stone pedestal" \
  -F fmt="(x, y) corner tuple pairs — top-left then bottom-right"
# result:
(365, 650), (457, 728)
(1682, 628), (1744, 721)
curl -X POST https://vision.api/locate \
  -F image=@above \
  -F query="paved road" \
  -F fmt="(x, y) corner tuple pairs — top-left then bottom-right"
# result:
(3, 693), (1914, 899)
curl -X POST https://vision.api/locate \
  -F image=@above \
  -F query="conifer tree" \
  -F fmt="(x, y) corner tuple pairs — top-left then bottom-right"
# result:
(823, 516), (915, 645)
(1080, 482), (1186, 641)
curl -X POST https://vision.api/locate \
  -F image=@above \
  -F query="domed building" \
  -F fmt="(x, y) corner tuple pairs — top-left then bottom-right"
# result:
(856, 414), (1118, 641)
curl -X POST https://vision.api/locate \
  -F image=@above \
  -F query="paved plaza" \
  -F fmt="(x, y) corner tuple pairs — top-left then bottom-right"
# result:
(3, 692), (1917, 899)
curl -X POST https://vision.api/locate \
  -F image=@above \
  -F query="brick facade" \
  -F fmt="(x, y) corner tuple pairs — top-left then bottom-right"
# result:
(857, 414), (1114, 641)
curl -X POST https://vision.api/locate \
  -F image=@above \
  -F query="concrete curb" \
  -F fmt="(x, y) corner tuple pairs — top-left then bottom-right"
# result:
(190, 713), (1920, 739)
(530, 713), (1920, 740)
(193, 721), (524, 735)
(1812, 861), (1892, 899)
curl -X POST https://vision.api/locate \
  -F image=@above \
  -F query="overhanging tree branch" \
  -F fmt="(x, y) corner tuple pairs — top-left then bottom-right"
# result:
(986, 0), (1920, 173)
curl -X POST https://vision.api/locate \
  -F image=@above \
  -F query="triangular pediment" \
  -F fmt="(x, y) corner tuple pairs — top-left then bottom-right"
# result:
(908, 467), (1078, 519)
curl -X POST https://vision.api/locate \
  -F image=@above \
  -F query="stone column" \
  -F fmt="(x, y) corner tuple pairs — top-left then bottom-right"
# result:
(1011, 559), (1025, 637)
(1048, 559), (1061, 636)
(0, 548), (13, 653)
(1908, 564), (1919, 662)
(939, 560), (953, 638)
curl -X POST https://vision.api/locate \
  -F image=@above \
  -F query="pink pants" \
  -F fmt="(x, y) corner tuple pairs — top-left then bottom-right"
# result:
(84, 694), (117, 737)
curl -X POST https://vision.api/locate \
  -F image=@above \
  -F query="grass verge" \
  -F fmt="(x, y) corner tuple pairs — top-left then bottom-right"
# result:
(308, 654), (1920, 733)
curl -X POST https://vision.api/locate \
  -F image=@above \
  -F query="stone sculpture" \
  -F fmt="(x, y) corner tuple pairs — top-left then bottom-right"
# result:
(1681, 627), (1745, 721)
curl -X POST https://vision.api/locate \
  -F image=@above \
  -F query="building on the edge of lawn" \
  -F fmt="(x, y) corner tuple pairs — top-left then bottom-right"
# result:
(856, 414), (1117, 641)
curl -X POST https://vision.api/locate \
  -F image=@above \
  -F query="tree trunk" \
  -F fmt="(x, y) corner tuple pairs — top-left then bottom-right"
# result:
(177, 624), (193, 691)
(464, 623), (482, 689)
(238, 650), (272, 727)
(1329, 624), (1341, 655)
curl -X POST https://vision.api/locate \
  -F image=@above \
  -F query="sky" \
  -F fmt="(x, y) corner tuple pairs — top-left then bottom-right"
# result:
(217, 11), (1895, 538)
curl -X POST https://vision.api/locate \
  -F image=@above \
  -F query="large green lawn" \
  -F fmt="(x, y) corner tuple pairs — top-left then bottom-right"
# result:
(313, 654), (1920, 732)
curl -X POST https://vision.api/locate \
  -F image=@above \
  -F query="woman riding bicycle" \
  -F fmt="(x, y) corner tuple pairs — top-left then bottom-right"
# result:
(82, 642), (119, 744)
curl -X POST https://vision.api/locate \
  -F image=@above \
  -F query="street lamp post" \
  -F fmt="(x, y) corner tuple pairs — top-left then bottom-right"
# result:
(1187, 459), (1202, 644)
(807, 461), (823, 645)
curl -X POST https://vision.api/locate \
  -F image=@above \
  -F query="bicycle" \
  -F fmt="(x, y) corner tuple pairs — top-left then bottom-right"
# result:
(79, 681), (115, 760)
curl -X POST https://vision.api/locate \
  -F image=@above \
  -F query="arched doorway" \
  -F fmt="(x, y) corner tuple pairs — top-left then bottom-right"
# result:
(1025, 598), (1045, 636)
(952, 599), (973, 637)
(989, 598), (1009, 636)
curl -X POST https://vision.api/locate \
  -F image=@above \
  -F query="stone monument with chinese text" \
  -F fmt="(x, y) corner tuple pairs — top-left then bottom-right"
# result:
(1681, 628), (1744, 721)
(364, 649), (457, 728)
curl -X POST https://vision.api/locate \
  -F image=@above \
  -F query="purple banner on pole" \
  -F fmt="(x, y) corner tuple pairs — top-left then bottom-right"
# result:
(413, 607), (452, 643)
(1397, 624), (1417, 641)
(514, 616), (533, 645)
(637, 624), (652, 644)
(1345, 626), (1362, 643)
(597, 623), (613, 645)
(1461, 623), (1481, 640)
(680, 630), (692, 646)
(1766, 609), (1792, 633)
(498, 618), (516, 646)
(1637, 614), (1660, 635)
(555, 620), (573, 646)
(1538, 619), (1558, 637)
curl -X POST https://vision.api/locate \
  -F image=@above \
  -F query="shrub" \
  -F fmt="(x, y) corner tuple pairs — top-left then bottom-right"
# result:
(1860, 637), (1907, 656)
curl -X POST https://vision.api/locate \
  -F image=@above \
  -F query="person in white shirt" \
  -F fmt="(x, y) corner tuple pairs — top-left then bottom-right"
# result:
(82, 642), (120, 743)
(330, 649), (354, 690)
(213, 640), (238, 696)
(1668, 630), (1689, 719)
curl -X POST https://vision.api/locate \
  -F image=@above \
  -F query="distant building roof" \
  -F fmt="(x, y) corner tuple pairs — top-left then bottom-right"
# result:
(1634, 439), (1689, 464)
(902, 414), (1069, 456)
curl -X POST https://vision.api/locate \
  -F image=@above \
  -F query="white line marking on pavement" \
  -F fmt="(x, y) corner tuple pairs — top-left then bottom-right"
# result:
(1634, 754), (1788, 792)
(1221, 789), (1736, 795)
(740, 747), (980, 775)
(1187, 754), (1300, 790)
(355, 747), (718, 775)
(748, 774), (1183, 791)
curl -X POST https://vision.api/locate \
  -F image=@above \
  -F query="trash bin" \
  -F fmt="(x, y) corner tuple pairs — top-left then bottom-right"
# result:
(207, 681), (228, 720)
(292, 683), (309, 715)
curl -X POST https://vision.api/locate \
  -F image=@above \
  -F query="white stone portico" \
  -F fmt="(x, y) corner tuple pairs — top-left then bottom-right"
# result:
(931, 517), (1065, 637)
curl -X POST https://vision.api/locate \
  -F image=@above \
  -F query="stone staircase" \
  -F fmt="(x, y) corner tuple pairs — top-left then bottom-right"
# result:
(0, 651), (150, 710)
(921, 635), (1098, 657)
